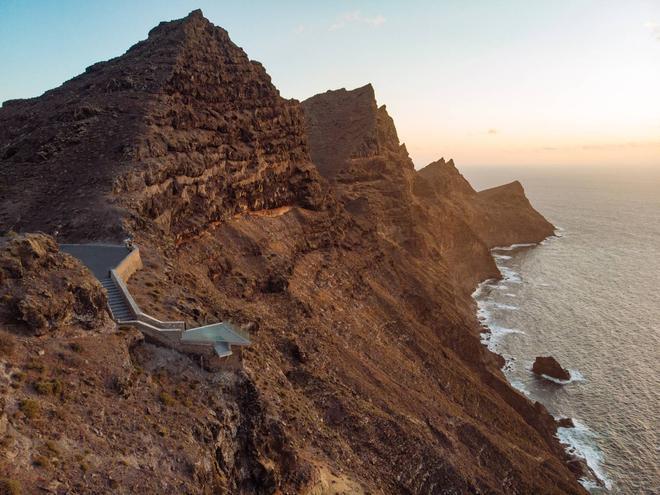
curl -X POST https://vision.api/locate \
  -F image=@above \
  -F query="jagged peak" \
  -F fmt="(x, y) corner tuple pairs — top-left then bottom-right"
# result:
(142, 8), (234, 50)
(417, 158), (476, 197)
(424, 157), (447, 170)
(419, 157), (460, 175)
(187, 8), (205, 19)
(302, 82), (413, 177)
(479, 180), (525, 196)
(308, 83), (376, 108)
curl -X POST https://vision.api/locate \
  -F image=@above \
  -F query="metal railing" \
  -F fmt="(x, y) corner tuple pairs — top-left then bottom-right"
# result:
(110, 269), (186, 330)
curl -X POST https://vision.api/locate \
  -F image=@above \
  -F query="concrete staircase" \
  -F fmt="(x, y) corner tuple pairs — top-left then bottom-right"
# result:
(101, 272), (248, 358)
(100, 276), (134, 322)
(61, 243), (250, 358)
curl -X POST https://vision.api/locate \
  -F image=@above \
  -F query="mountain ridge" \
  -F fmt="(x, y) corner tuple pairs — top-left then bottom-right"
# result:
(0, 10), (586, 494)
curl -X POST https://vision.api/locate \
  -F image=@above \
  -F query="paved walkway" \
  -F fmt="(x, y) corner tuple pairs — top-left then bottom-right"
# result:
(61, 243), (249, 358)
(60, 244), (131, 279)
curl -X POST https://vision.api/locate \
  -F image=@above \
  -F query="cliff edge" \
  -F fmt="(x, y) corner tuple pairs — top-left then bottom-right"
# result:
(0, 11), (582, 495)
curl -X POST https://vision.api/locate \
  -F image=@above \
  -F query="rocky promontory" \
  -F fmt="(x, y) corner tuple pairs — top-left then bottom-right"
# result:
(0, 10), (585, 494)
(533, 355), (572, 381)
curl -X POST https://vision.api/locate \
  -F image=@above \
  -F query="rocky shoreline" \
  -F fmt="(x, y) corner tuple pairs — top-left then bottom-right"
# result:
(473, 239), (609, 491)
(0, 10), (588, 494)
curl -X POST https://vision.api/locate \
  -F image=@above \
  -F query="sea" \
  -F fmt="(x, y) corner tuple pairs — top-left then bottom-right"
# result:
(462, 165), (660, 494)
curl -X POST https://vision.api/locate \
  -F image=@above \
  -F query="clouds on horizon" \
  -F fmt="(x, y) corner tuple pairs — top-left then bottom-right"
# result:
(539, 140), (660, 152)
(329, 11), (386, 31)
(644, 21), (660, 40)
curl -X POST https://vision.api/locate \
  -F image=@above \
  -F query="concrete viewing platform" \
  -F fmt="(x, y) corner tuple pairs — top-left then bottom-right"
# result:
(60, 243), (249, 358)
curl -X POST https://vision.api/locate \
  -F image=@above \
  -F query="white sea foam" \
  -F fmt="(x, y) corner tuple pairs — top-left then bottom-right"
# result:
(480, 324), (524, 351)
(557, 420), (612, 491)
(509, 379), (530, 396)
(499, 266), (522, 283)
(523, 364), (586, 385)
(471, 279), (495, 298)
(490, 325), (524, 336)
(544, 369), (586, 385)
(480, 300), (519, 311)
(491, 242), (537, 251)
(504, 293), (517, 297)
(493, 253), (512, 260)
(492, 302), (518, 310)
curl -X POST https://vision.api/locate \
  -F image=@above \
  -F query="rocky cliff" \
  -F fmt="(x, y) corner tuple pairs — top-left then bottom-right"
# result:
(417, 158), (555, 248)
(0, 10), (585, 495)
(0, 9), (324, 243)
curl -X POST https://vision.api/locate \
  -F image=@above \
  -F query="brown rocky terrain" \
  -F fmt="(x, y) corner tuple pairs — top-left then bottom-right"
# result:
(0, 10), (588, 494)
(0, 234), (112, 334)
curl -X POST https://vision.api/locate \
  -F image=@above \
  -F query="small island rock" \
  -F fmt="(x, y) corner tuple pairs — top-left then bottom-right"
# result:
(557, 417), (575, 428)
(532, 356), (571, 381)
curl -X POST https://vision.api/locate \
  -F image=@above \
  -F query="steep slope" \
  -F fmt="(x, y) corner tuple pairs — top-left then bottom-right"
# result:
(302, 84), (422, 254)
(476, 180), (556, 246)
(0, 9), (324, 242)
(417, 158), (555, 248)
(1, 11), (584, 495)
(302, 88), (499, 292)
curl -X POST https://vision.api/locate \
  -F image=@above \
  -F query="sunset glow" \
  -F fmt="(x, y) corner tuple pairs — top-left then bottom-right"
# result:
(1, 0), (659, 167)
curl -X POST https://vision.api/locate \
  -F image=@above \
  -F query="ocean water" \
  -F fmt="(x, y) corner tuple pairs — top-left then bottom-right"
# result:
(462, 165), (660, 494)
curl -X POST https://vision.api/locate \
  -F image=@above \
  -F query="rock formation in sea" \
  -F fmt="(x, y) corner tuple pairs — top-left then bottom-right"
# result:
(533, 355), (572, 381)
(0, 10), (586, 494)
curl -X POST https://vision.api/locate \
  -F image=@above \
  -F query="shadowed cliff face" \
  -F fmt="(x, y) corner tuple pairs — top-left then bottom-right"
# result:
(0, 10), (324, 243)
(0, 11), (584, 495)
(417, 158), (556, 248)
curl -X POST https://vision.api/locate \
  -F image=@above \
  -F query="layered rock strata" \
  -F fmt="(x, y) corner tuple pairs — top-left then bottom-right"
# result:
(0, 11), (585, 495)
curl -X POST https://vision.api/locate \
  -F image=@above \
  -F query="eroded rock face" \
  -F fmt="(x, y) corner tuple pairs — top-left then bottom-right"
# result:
(116, 11), (326, 240)
(302, 84), (421, 253)
(0, 11), (586, 495)
(417, 158), (556, 248)
(533, 356), (571, 381)
(0, 9), (325, 242)
(0, 234), (111, 333)
(302, 87), (502, 294)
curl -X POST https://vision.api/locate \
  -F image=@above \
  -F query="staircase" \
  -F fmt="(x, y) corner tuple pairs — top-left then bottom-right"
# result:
(100, 276), (134, 322)
(99, 274), (246, 358)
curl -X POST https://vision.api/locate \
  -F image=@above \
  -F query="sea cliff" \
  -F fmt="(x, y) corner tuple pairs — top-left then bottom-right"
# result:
(0, 10), (586, 494)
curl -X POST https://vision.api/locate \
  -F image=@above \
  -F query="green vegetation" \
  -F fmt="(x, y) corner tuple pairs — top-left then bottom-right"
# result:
(173, 388), (193, 408)
(18, 399), (39, 419)
(44, 440), (60, 456)
(25, 361), (45, 373)
(33, 379), (63, 396)
(0, 477), (21, 495)
(158, 391), (176, 407)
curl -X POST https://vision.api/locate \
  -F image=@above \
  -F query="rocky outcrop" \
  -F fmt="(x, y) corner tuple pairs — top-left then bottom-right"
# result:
(0, 11), (585, 495)
(0, 9), (325, 242)
(476, 181), (556, 247)
(302, 84), (421, 254)
(417, 157), (555, 248)
(0, 234), (111, 333)
(533, 356), (572, 381)
(415, 157), (476, 199)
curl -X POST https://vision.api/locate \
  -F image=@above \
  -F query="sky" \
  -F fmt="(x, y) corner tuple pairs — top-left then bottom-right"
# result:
(1, 0), (659, 168)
